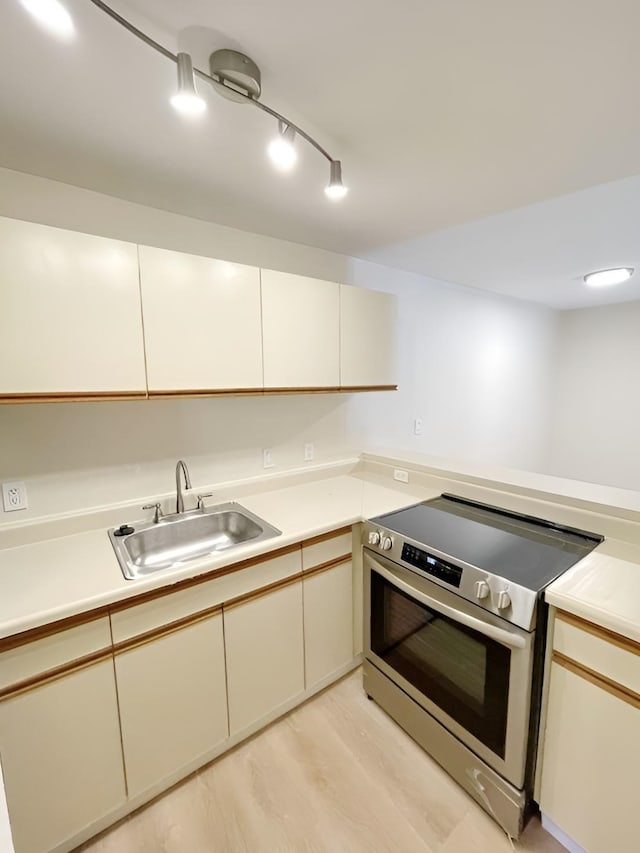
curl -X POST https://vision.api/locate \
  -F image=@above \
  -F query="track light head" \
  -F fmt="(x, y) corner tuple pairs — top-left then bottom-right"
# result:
(325, 160), (348, 200)
(268, 123), (297, 171)
(170, 52), (206, 116)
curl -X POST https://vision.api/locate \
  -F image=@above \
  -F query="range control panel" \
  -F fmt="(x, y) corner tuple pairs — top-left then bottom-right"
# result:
(401, 542), (462, 588)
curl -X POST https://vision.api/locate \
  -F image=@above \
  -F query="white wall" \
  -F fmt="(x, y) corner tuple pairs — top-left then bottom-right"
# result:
(347, 263), (558, 472)
(547, 300), (640, 489)
(0, 166), (558, 521)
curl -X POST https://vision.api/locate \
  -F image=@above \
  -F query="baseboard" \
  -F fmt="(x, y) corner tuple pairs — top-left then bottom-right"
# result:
(541, 814), (587, 853)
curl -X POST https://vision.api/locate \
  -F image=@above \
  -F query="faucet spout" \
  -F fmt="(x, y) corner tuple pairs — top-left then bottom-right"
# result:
(175, 460), (192, 514)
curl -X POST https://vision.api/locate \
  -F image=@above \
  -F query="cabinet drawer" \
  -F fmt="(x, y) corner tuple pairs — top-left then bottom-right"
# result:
(0, 616), (111, 693)
(302, 528), (352, 572)
(110, 547), (302, 644)
(554, 611), (640, 695)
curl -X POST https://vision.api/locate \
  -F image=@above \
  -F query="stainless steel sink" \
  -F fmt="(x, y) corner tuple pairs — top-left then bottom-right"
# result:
(109, 502), (282, 580)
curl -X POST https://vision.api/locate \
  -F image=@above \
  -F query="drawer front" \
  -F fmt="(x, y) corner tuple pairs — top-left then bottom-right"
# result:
(302, 528), (352, 572)
(0, 617), (111, 693)
(554, 611), (640, 696)
(110, 547), (302, 644)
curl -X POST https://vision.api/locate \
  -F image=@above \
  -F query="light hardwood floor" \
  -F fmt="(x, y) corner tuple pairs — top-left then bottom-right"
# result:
(78, 670), (564, 853)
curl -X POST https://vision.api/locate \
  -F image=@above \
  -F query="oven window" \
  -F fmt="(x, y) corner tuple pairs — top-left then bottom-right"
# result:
(370, 570), (510, 758)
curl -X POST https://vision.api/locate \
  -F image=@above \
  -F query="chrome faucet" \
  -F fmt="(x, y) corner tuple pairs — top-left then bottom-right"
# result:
(175, 460), (192, 514)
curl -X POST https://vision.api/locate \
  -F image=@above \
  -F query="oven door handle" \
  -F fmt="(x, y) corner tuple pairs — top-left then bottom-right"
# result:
(370, 559), (527, 650)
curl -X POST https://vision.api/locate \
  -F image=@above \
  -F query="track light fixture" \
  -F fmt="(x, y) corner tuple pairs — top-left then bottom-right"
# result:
(20, 0), (348, 200)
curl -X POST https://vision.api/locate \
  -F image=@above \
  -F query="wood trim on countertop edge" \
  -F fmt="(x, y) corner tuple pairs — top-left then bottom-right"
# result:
(0, 391), (148, 404)
(223, 572), (303, 611)
(112, 604), (223, 655)
(0, 526), (354, 651)
(556, 609), (640, 657)
(302, 526), (352, 548)
(0, 647), (113, 702)
(552, 650), (640, 710)
(302, 555), (352, 579)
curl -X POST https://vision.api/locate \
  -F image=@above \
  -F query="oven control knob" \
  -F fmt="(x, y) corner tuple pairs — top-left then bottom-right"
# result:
(368, 531), (381, 546)
(496, 589), (512, 610)
(474, 580), (490, 600)
(380, 535), (393, 551)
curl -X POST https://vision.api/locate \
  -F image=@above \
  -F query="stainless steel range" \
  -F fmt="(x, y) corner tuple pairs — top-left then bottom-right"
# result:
(363, 494), (602, 837)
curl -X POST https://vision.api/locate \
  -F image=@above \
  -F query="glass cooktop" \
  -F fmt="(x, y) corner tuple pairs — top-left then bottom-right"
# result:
(370, 494), (602, 592)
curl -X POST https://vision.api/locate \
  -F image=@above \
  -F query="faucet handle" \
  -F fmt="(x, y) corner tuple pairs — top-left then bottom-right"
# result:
(196, 493), (213, 511)
(142, 502), (163, 523)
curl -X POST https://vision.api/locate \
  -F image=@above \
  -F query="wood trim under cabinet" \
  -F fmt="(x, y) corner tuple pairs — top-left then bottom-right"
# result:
(552, 651), (640, 711)
(111, 605), (223, 655)
(339, 385), (397, 393)
(223, 572), (302, 611)
(302, 555), (351, 580)
(556, 610), (640, 658)
(0, 391), (148, 405)
(0, 647), (113, 702)
(148, 388), (263, 399)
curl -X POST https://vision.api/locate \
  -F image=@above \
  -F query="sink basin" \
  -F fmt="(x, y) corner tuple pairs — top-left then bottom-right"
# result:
(109, 502), (282, 580)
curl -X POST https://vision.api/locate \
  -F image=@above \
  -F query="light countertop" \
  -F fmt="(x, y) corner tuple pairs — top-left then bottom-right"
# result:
(0, 472), (431, 639)
(2, 453), (640, 644)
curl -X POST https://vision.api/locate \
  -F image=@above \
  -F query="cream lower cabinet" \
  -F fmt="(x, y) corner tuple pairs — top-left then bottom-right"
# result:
(0, 619), (125, 853)
(301, 528), (354, 689)
(224, 579), (305, 735)
(110, 585), (229, 800)
(539, 611), (640, 853)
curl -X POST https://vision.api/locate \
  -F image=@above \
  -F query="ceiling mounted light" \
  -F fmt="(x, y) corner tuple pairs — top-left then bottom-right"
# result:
(583, 267), (634, 288)
(268, 122), (297, 171)
(170, 52), (206, 116)
(325, 161), (348, 200)
(20, 0), (74, 37)
(27, 0), (348, 199)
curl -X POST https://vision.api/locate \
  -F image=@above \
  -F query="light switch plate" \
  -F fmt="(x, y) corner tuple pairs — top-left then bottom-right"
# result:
(2, 481), (28, 512)
(263, 448), (274, 469)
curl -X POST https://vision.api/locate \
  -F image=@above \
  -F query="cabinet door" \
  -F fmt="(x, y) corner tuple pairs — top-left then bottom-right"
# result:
(0, 217), (146, 396)
(138, 245), (263, 391)
(304, 560), (354, 689)
(340, 284), (396, 387)
(261, 269), (340, 387)
(540, 661), (640, 853)
(224, 580), (304, 735)
(114, 613), (228, 798)
(0, 661), (126, 853)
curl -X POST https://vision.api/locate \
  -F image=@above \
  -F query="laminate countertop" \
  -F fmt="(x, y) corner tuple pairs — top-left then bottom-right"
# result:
(2, 452), (640, 644)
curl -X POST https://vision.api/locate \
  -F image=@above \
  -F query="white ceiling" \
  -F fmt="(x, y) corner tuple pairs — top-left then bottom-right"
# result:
(2, 0), (640, 308)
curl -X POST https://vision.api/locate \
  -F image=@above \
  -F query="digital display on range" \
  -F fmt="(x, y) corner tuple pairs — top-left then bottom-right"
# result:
(401, 542), (462, 588)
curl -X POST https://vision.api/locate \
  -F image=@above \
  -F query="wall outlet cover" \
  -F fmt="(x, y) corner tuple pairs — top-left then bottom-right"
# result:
(413, 418), (423, 436)
(393, 469), (409, 483)
(2, 481), (28, 512)
(304, 443), (314, 462)
(263, 448), (274, 469)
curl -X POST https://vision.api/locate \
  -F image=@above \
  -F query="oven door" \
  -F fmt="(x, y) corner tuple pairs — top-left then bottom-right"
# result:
(364, 550), (535, 788)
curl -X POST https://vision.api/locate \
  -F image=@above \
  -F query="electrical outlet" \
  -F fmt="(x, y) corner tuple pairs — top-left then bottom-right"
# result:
(393, 469), (409, 483)
(2, 481), (28, 512)
(263, 448), (274, 469)
(304, 443), (314, 462)
(413, 418), (423, 436)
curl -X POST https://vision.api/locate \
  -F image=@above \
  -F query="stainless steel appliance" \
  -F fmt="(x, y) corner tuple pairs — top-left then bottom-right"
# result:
(363, 494), (602, 837)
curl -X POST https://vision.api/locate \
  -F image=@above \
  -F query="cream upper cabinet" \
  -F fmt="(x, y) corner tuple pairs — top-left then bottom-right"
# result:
(0, 217), (146, 397)
(138, 245), (263, 391)
(340, 284), (396, 387)
(539, 613), (640, 853)
(261, 269), (340, 388)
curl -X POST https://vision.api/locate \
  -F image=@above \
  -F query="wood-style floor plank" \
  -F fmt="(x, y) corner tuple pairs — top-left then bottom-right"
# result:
(77, 670), (564, 853)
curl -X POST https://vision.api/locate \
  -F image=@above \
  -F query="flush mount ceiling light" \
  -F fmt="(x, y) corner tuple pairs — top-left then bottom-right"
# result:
(583, 267), (635, 288)
(19, 0), (348, 201)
